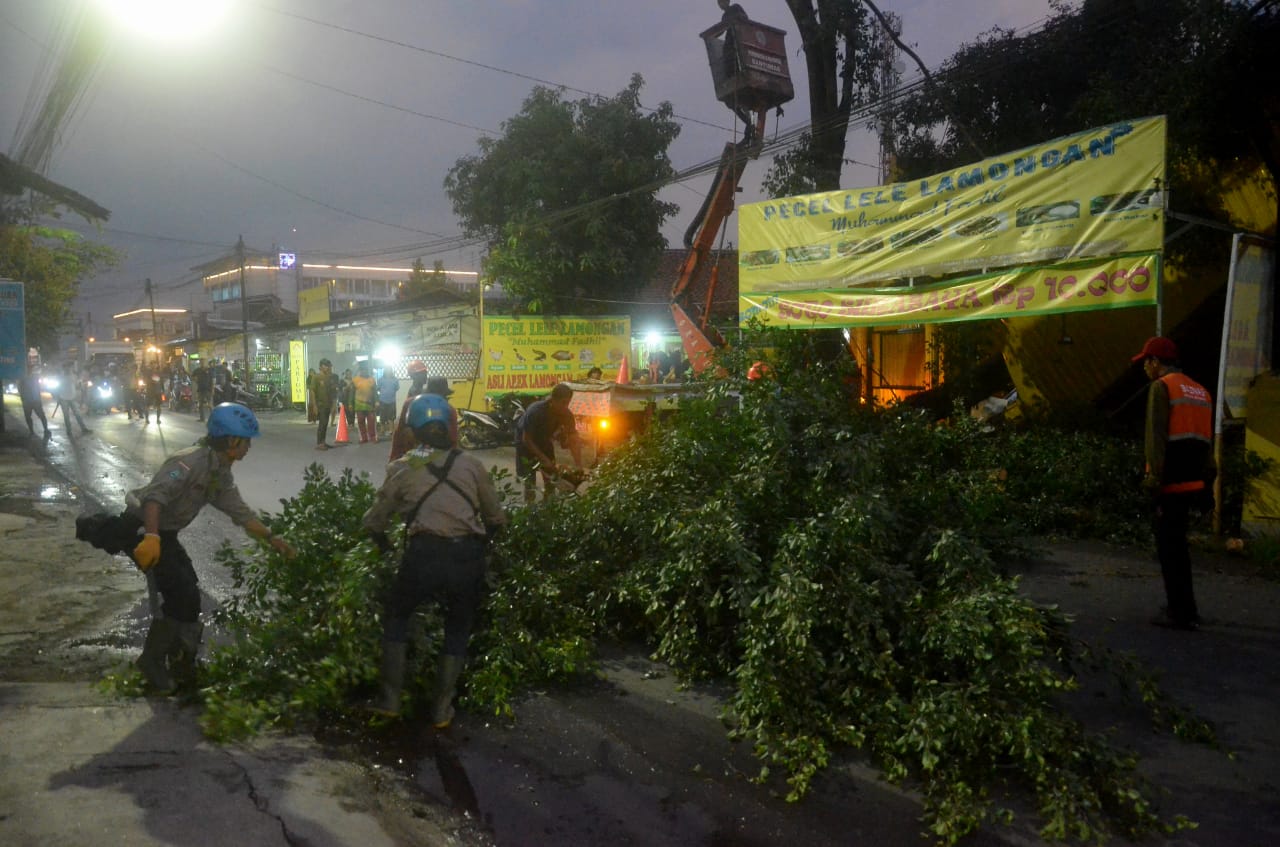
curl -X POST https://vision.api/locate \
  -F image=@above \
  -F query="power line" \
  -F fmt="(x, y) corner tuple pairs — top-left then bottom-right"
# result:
(263, 65), (497, 136)
(188, 137), (453, 238)
(256, 3), (734, 135)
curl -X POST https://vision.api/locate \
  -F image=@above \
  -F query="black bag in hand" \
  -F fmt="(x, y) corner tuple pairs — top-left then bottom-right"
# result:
(75, 511), (143, 555)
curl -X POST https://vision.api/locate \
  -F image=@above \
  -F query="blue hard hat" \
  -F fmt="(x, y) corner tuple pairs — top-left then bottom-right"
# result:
(207, 402), (260, 439)
(407, 393), (450, 429)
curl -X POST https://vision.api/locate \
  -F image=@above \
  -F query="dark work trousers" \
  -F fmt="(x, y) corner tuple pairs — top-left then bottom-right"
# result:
(315, 403), (333, 444)
(21, 395), (48, 434)
(1153, 493), (1199, 623)
(384, 534), (486, 656)
(152, 531), (201, 623)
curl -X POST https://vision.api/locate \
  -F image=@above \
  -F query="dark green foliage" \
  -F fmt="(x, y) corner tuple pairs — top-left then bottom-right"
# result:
(464, 330), (1207, 843)
(200, 465), (391, 740)
(190, 333), (1211, 843)
(444, 75), (680, 313)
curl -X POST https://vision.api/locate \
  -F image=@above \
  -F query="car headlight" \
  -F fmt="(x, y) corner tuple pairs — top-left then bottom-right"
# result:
(98, 386), (113, 398)
(42, 377), (61, 391)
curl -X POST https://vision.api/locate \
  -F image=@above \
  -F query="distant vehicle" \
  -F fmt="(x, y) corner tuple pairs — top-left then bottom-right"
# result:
(86, 377), (118, 414)
(38, 371), (62, 396)
(81, 340), (137, 373)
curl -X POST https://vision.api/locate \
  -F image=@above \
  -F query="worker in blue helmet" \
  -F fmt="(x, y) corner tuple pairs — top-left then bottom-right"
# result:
(125, 403), (296, 692)
(362, 393), (507, 726)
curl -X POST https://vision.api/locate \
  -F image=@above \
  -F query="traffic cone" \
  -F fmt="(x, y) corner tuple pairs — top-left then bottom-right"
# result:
(334, 403), (351, 444)
(615, 355), (631, 385)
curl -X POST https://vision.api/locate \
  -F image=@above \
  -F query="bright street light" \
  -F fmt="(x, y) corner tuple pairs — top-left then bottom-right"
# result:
(94, 0), (233, 42)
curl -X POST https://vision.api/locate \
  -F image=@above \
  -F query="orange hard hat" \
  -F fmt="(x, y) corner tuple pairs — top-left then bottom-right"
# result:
(747, 361), (771, 381)
(406, 360), (428, 375)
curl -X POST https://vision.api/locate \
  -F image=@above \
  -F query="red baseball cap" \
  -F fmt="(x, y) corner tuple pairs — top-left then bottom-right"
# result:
(1131, 336), (1178, 363)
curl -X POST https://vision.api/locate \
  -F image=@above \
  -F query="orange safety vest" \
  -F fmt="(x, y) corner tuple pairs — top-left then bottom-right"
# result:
(1155, 372), (1212, 494)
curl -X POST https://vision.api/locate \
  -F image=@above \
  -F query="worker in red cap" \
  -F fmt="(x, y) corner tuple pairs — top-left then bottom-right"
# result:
(1131, 336), (1215, 630)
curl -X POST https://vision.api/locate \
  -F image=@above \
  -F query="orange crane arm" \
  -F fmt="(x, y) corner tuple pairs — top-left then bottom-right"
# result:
(670, 111), (768, 374)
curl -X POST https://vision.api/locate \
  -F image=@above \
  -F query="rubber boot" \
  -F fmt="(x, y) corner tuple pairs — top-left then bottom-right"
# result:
(367, 640), (407, 716)
(170, 621), (204, 691)
(430, 654), (466, 729)
(137, 617), (180, 693)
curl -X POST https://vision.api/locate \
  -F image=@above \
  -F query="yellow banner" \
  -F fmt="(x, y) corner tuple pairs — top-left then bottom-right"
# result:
(740, 253), (1160, 328)
(298, 286), (330, 327)
(739, 117), (1166, 294)
(289, 340), (306, 404)
(483, 316), (631, 394)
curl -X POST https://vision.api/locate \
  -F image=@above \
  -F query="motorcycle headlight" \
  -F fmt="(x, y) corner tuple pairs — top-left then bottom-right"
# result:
(42, 377), (61, 391)
(98, 386), (113, 398)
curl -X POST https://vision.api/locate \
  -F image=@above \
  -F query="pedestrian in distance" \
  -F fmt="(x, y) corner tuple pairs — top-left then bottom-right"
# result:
(515, 382), (585, 505)
(127, 403), (296, 693)
(309, 359), (339, 450)
(306, 368), (318, 423)
(362, 393), (507, 725)
(142, 367), (164, 424)
(352, 361), (378, 444)
(192, 360), (213, 422)
(376, 365), (399, 438)
(387, 360), (431, 462)
(1132, 336), (1215, 631)
(50, 363), (91, 436)
(18, 368), (49, 439)
(340, 368), (356, 427)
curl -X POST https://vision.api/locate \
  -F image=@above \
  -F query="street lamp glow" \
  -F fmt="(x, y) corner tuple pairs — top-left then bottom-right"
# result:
(95, 0), (233, 42)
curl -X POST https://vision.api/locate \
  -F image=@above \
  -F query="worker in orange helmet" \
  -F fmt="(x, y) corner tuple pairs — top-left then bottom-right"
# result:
(747, 360), (772, 381)
(387, 360), (431, 462)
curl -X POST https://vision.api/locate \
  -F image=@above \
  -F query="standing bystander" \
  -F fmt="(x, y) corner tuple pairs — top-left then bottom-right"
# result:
(309, 359), (339, 450)
(376, 365), (400, 438)
(143, 367), (164, 424)
(387, 361), (431, 461)
(192, 360), (213, 422)
(18, 366), (49, 439)
(352, 361), (378, 443)
(51, 363), (91, 436)
(1132, 336), (1215, 630)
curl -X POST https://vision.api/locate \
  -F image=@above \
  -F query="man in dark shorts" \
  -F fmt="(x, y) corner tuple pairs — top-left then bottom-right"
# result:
(515, 382), (584, 504)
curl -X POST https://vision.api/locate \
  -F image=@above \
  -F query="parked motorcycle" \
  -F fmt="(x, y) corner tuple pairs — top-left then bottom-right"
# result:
(458, 394), (526, 449)
(216, 379), (286, 411)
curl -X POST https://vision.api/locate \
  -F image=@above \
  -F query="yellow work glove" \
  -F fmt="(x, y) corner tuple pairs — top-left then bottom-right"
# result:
(133, 533), (161, 571)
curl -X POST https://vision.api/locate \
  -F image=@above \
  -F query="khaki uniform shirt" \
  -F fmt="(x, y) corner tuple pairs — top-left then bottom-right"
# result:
(362, 447), (505, 539)
(127, 443), (256, 531)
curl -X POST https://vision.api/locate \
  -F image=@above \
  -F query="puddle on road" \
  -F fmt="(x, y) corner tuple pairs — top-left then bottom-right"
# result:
(38, 482), (79, 501)
(0, 482), (82, 518)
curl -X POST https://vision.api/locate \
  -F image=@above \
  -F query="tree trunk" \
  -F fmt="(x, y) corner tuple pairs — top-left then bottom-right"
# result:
(786, 1), (860, 191)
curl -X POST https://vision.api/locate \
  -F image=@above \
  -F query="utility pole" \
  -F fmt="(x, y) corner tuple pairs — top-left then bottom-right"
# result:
(145, 277), (159, 369)
(237, 235), (251, 390)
